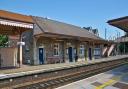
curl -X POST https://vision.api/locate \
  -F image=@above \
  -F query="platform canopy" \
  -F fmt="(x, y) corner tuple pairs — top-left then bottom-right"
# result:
(0, 10), (33, 35)
(0, 10), (34, 67)
(107, 16), (128, 32)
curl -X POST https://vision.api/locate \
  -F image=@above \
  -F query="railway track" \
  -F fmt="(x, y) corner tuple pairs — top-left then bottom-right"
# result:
(1, 58), (128, 89)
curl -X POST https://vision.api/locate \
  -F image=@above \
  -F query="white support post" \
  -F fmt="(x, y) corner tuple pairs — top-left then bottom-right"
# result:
(17, 34), (25, 67)
(19, 35), (22, 67)
(19, 44), (22, 67)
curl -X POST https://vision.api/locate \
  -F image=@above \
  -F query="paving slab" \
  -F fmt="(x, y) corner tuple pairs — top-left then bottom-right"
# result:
(104, 86), (120, 89)
(56, 63), (128, 89)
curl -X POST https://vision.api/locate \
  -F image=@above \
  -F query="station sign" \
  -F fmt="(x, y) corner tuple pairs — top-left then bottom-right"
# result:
(17, 42), (25, 46)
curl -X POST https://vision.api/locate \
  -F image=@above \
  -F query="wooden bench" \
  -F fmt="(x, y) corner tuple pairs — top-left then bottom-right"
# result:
(47, 56), (63, 64)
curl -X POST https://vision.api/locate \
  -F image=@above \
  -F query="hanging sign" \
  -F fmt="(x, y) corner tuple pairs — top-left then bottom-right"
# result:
(17, 42), (25, 46)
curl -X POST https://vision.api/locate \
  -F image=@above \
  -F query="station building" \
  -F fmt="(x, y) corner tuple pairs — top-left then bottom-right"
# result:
(0, 10), (109, 67)
(23, 16), (108, 65)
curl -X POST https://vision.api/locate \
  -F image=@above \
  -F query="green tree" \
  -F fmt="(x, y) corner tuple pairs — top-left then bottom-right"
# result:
(0, 35), (8, 47)
(119, 43), (124, 53)
(119, 42), (128, 53)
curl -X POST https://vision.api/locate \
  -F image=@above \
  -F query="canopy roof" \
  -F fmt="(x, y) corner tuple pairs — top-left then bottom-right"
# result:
(107, 16), (128, 32)
(0, 10), (33, 23)
(32, 16), (107, 43)
(0, 10), (33, 35)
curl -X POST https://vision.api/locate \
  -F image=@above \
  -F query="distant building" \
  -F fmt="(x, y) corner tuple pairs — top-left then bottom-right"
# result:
(83, 27), (99, 36)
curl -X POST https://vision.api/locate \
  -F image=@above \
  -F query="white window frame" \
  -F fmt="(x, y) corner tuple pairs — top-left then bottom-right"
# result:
(94, 48), (101, 55)
(53, 43), (59, 56)
(66, 48), (68, 55)
(79, 45), (85, 55)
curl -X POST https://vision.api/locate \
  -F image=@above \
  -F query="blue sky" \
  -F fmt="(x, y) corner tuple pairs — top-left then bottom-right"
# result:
(0, 0), (128, 39)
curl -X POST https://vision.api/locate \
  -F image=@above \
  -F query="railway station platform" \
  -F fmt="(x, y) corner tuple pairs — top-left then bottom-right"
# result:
(56, 63), (128, 89)
(0, 55), (128, 80)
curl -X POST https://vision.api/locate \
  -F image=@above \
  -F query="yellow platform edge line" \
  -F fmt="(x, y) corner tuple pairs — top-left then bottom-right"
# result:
(95, 79), (117, 89)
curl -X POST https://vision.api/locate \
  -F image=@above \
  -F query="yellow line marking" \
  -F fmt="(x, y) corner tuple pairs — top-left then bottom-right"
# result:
(95, 72), (128, 89)
(95, 79), (117, 89)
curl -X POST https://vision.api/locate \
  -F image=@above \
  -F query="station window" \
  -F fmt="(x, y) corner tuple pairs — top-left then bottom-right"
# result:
(94, 48), (101, 55)
(53, 43), (59, 56)
(79, 45), (85, 55)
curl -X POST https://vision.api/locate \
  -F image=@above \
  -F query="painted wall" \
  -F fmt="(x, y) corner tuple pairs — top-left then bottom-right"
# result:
(0, 47), (17, 67)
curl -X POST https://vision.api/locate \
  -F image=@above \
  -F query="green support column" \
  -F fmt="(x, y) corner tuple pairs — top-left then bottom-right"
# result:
(92, 42), (95, 61)
(85, 42), (89, 63)
(100, 44), (104, 58)
(63, 41), (67, 63)
(76, 41), (79, 62)
(85, 43), (88, 61)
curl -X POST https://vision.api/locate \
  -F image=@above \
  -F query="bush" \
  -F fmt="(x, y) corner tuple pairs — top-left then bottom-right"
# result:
(0, 35), (8, 47)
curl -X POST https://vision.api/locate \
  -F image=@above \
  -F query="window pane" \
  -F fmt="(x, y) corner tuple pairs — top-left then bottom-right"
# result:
(53, 43), (59, 56)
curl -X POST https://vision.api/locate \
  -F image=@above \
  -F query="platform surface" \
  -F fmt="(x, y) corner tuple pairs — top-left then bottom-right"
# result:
(0, 55), (128, 79)
(56, 63), (128, 89)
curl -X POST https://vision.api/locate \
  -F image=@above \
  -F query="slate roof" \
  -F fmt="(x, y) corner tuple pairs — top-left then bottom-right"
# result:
(32, 16), (105, 42)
